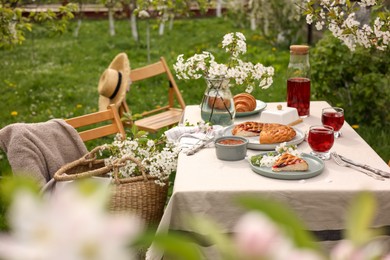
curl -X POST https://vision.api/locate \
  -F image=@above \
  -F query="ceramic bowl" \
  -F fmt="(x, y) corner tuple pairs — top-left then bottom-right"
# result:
(215, 136), (248, 161)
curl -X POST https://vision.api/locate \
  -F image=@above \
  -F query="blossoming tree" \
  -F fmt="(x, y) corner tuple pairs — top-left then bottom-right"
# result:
(303, 0), (389, 51)
(0, 2), (77, 48)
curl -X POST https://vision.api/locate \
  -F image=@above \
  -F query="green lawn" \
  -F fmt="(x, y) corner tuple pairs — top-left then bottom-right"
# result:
(0, 17), (389, 174)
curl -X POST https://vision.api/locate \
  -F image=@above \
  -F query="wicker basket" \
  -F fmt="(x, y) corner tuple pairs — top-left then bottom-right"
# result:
(50, 145), (169, 227)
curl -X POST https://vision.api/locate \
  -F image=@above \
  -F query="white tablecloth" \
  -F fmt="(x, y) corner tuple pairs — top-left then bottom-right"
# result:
(149, 101), (390, 259)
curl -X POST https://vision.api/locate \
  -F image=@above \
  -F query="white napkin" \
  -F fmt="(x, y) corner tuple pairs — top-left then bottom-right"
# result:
(165, 126), (199, 142)
(165, 125), (226, 150)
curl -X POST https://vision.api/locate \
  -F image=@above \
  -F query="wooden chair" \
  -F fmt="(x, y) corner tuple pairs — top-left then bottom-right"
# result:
(66, 104), (126, 142)
(121, 57), (186, 133)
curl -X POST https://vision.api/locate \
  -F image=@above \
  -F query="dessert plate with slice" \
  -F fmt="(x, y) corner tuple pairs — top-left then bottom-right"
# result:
(249, 152), (324, 180)
(223, 124), (305, 150)
(235, 100), (267, 117)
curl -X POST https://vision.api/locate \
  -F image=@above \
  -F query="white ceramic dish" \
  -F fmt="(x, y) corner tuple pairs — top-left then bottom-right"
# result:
(223, 125), (305, 150)
(259, 106), (299, 125)
(235, 100), (267, 118)
(249, 153), (324, 180)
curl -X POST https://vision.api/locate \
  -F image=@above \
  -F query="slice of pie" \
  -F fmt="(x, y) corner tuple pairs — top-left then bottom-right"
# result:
(231, 121), (263, 137)
(272, 153), (308, 172)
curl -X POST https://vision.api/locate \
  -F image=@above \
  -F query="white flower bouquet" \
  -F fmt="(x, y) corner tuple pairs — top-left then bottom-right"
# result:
(174, 32), (275, 93)
(104, 133), (181, 186)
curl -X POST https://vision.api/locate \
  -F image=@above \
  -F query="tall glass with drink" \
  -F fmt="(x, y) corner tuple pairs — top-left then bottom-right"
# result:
(286, 45), (310, 118)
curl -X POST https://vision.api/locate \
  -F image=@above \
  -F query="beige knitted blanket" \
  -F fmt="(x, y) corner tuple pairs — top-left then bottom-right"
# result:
(0, 119), (88, 187)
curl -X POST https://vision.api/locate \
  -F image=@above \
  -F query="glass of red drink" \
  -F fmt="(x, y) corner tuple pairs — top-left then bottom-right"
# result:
(308, 125), (334, 160)
(321, 107), (344, 138)
(287, 77), (310, 118)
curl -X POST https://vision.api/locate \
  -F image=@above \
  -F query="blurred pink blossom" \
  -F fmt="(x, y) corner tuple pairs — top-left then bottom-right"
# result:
(233, 212), (323, 260)
(0, 183), (143, 260)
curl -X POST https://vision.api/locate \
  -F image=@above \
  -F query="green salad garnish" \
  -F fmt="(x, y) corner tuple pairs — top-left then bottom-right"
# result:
(250, 152), (278, 166)
(250, 155), (263, 166)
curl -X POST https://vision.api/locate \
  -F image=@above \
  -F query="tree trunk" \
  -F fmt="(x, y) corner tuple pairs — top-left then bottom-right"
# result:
(129, 0), (139, 42)
(250, 12), (256, 30)
(262, 0), (269, 37)
(158, 7), (169, 36)
(263, 13), (269, 36)
(159, 21), (165, 36)
(108, 7), (115, 36)
(74, 19), (82, 37)
(130, 10), (139, 41)
(216, 0), (222, 17)
(74, 1), (83, 38)
(249, 0), (259, 31)
(146, 21), (150, 62)
(169, 14), (174, 30)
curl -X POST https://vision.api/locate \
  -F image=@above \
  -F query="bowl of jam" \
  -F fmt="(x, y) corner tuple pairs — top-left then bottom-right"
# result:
(215, 136), (248, 161)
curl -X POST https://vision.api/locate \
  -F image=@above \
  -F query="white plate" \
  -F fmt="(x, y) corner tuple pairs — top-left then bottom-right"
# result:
(223, 125), (305, 150)
(249, 153), (324, 180)
(235, 100), (267, 118)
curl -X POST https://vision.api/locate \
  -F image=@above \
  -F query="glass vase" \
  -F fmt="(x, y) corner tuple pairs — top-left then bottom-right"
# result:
(200, 78), (235, 126)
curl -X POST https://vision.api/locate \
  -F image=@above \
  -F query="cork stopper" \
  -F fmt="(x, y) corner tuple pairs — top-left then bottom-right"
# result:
(290, 45), (309, 55)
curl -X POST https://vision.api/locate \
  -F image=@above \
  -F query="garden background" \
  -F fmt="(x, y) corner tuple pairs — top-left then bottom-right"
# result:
(0, 1), (389, 176)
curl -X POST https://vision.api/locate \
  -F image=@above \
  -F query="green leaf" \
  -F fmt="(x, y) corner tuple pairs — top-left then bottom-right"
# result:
(138, 137), (149, 145)
(236, 196), (321, 251)
(135, 231), (202, 260)
(135, 130), (148, 138)
(345, 191), (383, 245)
(0, 176), (40, 206)
(187, 216), (239, 260)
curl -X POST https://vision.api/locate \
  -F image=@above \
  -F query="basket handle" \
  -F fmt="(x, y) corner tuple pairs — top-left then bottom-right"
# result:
(54, 145), (151, 183)
(111, 155), (149, 184)
(54, 145), (112, 181)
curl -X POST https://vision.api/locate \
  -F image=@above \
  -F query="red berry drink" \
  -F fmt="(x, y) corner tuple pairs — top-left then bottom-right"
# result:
(321, 107), (344, 138)
(322, 112), (344, 132)
(308, 129), (334, 152)
(287, 77), (310, 117)
(308, 126), (334, 160)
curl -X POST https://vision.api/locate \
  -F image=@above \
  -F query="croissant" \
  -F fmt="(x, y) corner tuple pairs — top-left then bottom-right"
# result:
(233, 93), (257, 112)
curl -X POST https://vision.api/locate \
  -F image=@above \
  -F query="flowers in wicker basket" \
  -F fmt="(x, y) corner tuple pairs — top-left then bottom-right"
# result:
(103, 133), (181, 186)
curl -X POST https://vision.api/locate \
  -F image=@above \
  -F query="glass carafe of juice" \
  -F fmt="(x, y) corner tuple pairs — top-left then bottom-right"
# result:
(286, 45), (310, 118)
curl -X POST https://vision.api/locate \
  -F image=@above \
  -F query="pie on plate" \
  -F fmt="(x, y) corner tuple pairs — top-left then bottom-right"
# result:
(249, 153), (324, 180)
(232, 122), (296, 144)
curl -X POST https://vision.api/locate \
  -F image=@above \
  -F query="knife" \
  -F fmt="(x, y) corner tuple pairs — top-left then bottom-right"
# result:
(339, 155), (390, 178)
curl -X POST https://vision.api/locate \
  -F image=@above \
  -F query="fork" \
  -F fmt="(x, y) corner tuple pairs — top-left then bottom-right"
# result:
(184, 130), (215, 156)
(331, 152), (385, 181)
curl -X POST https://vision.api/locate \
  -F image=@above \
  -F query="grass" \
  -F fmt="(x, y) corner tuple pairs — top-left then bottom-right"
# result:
(0, 17), (389, 175)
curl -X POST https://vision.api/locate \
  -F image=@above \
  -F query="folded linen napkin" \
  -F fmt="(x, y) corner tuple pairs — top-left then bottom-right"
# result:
(165, 125), (226, 153)
(0, 119), (88, 187)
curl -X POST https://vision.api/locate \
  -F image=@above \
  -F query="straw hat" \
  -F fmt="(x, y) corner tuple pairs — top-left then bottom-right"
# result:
(98, 53), (130, 111)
